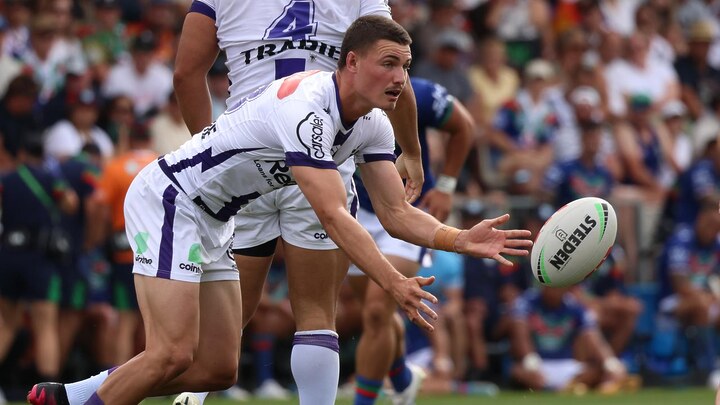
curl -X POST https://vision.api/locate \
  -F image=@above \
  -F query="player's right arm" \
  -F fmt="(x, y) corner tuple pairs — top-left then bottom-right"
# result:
(174, 2), (220, 133)
(291, 165), (438, 331)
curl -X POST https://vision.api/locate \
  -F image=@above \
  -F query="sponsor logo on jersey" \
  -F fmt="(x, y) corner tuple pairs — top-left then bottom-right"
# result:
(239, 40), (340, 67)
(135, 255), (153, 265)
(314, 232), (328, 240)
(179, 262), (202, 274)
(297, 112), (326, 159)
(254, 159), (296, 188)
(548, 215), (597, 271)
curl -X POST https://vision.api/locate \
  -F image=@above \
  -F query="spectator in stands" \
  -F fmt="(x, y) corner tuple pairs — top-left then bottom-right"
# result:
(0, 135), (78, 393)
(657, 201), (720, 375)
(413, 28), (475, 104)
(462, 201), (532, 379)
(674, 135), (720, 227)
(509, 286), (628, 393)
(0, 75), (41, 161)
(149, 91), (190, 155)
(674, 19), (720, 120)
(693, 95), (720, 155)
(468, 37), (519, 128)
(97, 95), (136, 150)
(572, 246), (642, 356)
(125, 0), (182, 66)
(207, 54), (229, 121)
(82, 0), (129, 85)
(605, 32), (679, 119)
(635, 2), (676, 65)
(410, 0), (467, 64)
(659, 100), (694, 189)
(598, 0), (642, 36)
(0, 16), (23, 98)
(484, 0), (553, 68)
(41, 69), (93, 128)
(2, 0), (32, 58)
(92, 124), (156, 365)
(43, 88), (114, 161)
(488, 59), (560, 194)
(101, 30), (173, 119)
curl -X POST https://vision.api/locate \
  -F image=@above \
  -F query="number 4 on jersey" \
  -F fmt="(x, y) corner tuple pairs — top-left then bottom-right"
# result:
(264, 0), (318, 41)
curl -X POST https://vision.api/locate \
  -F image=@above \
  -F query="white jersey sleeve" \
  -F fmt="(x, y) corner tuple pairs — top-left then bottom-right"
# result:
(353, 110), (396, 164)
(271, 102), (338, 170)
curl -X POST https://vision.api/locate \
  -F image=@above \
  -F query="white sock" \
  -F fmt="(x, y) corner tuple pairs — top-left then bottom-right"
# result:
(291, 329), (340, 405)
(194, 392), (210, 404)
(65, 367), (116, 405)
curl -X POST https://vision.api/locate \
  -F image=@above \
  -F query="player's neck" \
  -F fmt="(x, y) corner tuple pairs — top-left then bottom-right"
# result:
(334, 69), (372, 123)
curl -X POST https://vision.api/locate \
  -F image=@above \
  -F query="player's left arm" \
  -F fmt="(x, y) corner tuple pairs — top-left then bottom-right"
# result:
(388, 80), (424, 203)
(174, 6), (220, 134)
(418, 98), (475, 222)
(358, 160), (532, 264)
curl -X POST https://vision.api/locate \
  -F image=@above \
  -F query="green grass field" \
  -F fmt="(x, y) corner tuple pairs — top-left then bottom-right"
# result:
(9, 388), (715, 404)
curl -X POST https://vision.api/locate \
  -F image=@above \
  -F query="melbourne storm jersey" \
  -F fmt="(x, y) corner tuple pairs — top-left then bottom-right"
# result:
(157, 70), (395, 222)
(190, 0), (391, 108)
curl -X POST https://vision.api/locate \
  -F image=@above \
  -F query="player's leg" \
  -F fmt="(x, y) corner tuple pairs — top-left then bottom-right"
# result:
(111, 262), (142, 364)
(284, 242), (347, 405)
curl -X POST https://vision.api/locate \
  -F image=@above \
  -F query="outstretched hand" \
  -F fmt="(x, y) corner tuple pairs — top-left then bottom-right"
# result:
(395, 154), (424, 204)
(388, 276), (438, 332)
(456, 214), (533, 266)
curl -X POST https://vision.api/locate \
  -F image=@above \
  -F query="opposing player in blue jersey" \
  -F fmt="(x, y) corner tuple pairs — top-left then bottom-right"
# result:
(347, 76), (474, 405)
(27, 16), (533, 405)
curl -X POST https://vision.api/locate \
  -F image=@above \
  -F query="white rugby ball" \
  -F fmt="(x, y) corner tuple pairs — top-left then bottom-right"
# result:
(531, 197), (617, 287)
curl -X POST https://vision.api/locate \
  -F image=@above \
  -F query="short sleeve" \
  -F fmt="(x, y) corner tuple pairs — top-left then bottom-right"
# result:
(273, 103), (338, 170)
(359, 0), (391, 18)
(353, 111), (396, 164)
(413, 78), (454, 129)
(189, 0), (216, 20)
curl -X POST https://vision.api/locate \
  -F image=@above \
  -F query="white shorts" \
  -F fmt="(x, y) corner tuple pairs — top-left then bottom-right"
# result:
(232, 168), (357, 251)
(125, 162), (237, 283)
(347, 207), (426, 277)
(540, 359), (584, 390)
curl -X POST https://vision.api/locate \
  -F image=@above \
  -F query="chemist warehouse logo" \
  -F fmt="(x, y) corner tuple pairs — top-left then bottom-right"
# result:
(297, 112), (325, 159)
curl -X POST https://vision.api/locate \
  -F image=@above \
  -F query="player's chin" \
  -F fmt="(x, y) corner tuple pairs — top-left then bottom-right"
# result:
(380, 98), (399, 111)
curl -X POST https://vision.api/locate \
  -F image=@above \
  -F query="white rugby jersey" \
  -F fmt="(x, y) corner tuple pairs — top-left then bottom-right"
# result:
(157, 70), (396, 222)
(190, 0), (391, 108)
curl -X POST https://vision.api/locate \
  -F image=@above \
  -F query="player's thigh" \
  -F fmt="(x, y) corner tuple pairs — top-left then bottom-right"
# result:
(284, 242), (348, 331)
(134, 274), (200, 355)
(195, 280), (242, 368)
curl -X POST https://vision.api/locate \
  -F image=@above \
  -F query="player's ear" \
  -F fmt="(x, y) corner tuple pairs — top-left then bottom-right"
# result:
(346, 51), (360, 73)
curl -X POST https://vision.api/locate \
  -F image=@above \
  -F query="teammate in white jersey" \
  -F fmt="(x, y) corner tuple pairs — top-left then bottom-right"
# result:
(172, 1), (426, 403)
(28, 16), (533, 405)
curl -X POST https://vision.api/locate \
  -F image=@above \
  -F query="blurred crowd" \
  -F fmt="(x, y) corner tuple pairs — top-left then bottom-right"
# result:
(0, 0), (719, 402)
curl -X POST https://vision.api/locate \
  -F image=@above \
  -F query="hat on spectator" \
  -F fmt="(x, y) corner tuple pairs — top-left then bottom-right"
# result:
(94, 0), (120, 8)
(629, 93), (652, 111)
(131, 31), (157, 52)
(433, 29), (472, 53)
(688, 19), (716, 43)
(661, 100), (687, 119)
(525, 59), (555, 80)
(569, 86), (600, 107)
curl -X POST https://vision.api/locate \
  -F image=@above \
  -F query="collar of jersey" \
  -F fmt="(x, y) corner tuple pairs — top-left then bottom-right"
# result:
(332, 72), (358, 130)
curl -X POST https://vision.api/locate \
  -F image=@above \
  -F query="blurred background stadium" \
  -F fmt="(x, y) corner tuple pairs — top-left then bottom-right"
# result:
(0, 0), (719, 403)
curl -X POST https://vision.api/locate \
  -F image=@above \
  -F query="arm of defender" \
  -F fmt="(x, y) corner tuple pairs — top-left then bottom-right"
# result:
(358, 160), (533, 264)
(388, 79), (423, 203)
(418, 98), (475, 221)
(291, 165), (438, 331)
(174, 11), (220, 134)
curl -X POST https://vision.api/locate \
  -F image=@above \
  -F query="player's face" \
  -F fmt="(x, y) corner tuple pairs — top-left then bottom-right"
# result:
(356, 39), (411, 111)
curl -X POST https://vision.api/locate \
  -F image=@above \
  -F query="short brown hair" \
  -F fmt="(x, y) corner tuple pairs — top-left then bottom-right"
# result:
(338, 15), (412, 69)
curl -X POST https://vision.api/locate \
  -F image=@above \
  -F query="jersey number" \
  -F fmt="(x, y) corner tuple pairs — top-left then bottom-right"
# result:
(265, 1), (317, 79)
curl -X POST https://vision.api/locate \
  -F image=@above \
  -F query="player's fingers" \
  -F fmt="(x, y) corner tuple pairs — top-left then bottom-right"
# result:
(504, 229), (533, 239)
(492, 253), (513, 266)
(487, 214), (510, 227)
(405, 182), (420, 204)
(501, 248), (529, 256)
(505, 238), (534, 247)
(407, 308), (434, 332)
(416, 275), (435, 287)
(417, 300), (438, 320)
(417, 289), (438, 305)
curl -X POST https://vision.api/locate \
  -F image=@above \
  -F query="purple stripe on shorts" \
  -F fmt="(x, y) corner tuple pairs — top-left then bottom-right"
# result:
(285, 152), (338, 170)
(189, 1), (215, 20)
(293, 333), (339, 353)
(157, 185), (179, 279)
(363, 153), (396, 163)
(85, 392), (105, 405)
(107, 366), (118, 375)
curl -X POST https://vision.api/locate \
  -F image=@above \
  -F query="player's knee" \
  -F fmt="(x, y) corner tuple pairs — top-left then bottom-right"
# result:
(146, 344), (196, 377)
(362, 300), (395, 330)
(201, 362), (239, 391)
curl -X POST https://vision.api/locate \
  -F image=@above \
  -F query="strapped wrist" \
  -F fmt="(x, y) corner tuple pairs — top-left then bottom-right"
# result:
(430, 224), (461, 252)
(435, 175), (457, 194)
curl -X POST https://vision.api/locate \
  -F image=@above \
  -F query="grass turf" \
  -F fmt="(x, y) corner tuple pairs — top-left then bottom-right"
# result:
(10, 387), (714, 404)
